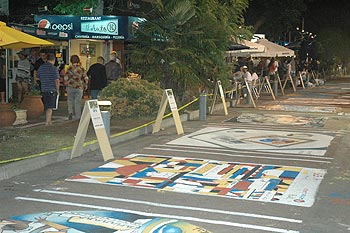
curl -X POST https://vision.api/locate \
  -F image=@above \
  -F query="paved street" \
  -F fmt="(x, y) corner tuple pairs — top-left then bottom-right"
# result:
(1, 79), (350, 232)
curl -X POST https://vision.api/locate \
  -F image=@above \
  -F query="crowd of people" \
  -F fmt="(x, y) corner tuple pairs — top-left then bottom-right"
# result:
(0, 48), (122, 125)
(232, 56), (322, 88)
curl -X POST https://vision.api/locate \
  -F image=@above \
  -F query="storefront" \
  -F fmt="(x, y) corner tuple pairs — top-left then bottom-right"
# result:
(33, 15), (129, 69)
(7, 15), (145, 100)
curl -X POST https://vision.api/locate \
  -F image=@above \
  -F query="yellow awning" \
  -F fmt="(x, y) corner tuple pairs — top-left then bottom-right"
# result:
(0, 21), (53, 49)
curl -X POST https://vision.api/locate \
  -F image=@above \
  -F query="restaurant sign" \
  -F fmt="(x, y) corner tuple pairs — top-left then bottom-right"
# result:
(34, 15), (128, 40)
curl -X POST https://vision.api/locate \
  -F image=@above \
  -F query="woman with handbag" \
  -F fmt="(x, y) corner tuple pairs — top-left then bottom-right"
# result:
(64, 55), (88, 120)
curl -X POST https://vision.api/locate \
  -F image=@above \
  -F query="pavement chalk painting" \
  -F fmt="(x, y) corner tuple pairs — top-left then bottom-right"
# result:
(167, 127), (334, 156)
(226, 113), (327, 128)
(67, 154), (326, 207)
(260, 104), (338, 113)
(1, 211), (210, 233)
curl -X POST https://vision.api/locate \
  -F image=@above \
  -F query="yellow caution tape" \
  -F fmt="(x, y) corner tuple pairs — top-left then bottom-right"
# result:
(0, 97), (200, 164)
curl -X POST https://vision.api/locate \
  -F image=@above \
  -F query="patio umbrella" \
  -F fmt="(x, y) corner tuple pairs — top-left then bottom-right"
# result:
(0, 21), (53, 102)
(226, 39), (265, 57)
(250, 39), (294, 57)
(0, 21), (53, 49)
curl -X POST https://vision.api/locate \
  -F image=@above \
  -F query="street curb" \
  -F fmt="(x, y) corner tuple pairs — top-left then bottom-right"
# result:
(0, 109), (202, 181)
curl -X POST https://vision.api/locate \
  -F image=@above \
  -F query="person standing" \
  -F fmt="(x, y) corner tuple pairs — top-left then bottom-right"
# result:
(64, 55), (88, 120)
(242, 65), (252, 83)
(268, 57), (277, 80)
(33, 48), (48, 90)
(37, 53), (60, 125)
(241, 65), (252, 100)
(87, 56), (107, 99)
(105, 51), (122, 84)
(16, 51), (31, 103)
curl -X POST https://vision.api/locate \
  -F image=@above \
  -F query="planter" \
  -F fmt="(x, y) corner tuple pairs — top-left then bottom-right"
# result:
(13, 109), (28, 125)
(0, 104), (16, 127)
(20, 95), (44, 120)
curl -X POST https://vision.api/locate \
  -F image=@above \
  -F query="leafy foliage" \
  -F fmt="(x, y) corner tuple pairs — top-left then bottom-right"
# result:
(99, 78), (163, 119)
(127, 0), (249, 100)
(53, 0), (99, 15)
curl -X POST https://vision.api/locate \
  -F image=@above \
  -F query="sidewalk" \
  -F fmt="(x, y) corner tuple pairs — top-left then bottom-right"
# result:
(1, 78), (350, 181)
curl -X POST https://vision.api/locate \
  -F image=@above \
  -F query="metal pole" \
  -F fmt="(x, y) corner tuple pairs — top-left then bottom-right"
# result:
(246, 83), (251, 105)
(273, 79), (278, 97)
(101, 111), (110, 139)
(98, 100), (112, 139)
(199, 92), (207, 121)
(5, 49), (8, 103)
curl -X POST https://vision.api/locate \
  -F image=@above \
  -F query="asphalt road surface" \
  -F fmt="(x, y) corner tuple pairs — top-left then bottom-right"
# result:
(1, 81), (350, 233)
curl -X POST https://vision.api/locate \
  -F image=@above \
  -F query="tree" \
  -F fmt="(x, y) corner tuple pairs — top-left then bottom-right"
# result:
(128, 0), (250, 99)
(53, 0), (154, 16)
(54, 0), (101, 15)
(51, 0), (250, 99)
(244, 0), (306, 42)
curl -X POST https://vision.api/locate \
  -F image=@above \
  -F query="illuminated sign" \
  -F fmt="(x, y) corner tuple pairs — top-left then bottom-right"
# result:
(18, 15), (145, 40)
(38, 19), (74, 31)
(81, 19), (118, 35)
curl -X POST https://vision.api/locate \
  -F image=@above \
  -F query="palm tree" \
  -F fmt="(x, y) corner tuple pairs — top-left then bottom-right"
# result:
(128, 0), (250, 100)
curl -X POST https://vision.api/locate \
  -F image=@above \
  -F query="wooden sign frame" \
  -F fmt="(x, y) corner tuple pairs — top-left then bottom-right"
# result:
(152, 89), (184, 135)
(258, 76), (276, 100)
(70, 100), (114, 161)
(282, 73), (296, 92)
(210, 80), (228, 115)
(234, 79), (257, 108)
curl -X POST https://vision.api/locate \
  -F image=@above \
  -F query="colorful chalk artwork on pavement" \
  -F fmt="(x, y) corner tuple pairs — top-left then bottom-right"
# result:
(260, 104), (338, 113)
(167, 127), (334, 156)
(67, 154), (326, 207)
(1, 211), (210, 233)
(226, 113), (327, 128)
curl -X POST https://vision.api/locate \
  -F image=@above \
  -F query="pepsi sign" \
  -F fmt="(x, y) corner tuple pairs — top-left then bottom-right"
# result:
(38, 19), (73, 31)
(33, 15), (131, 40)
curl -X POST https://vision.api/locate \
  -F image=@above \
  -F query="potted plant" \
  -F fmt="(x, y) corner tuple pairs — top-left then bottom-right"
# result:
(20, 89), (44, 120)
(0, 103), (17, 127)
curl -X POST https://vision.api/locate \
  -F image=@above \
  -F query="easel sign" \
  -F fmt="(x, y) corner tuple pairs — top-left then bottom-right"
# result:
(152, 89), (184, 135)
(70, 100), (114, 161)
(210, 80), (228, 115)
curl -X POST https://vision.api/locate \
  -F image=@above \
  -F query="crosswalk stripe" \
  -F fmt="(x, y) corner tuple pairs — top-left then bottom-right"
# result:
(33, 189), (302, 223)
(145, 147), (332, 164)
(15, 196), (300, 233)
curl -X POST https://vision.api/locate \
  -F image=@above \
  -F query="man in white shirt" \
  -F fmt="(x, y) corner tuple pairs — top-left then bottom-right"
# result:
(242, 65), (252, 82)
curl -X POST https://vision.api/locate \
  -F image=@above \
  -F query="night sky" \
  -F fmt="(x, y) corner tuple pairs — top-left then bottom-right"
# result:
(304, 0), (350, 34)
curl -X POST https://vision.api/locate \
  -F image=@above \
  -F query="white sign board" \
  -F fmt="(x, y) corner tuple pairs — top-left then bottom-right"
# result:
(70, 100), (114, 161)
(166, 89), (178, 111)
(152, 89), (184, 135)
(210, 80), (228, 115)
(88, 100), (104, 129)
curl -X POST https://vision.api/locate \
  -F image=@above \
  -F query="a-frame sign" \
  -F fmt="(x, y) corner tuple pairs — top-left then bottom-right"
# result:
(210, 80), (228, 115)
(70, 100), (114, 161)
(152, 89), (184, 135)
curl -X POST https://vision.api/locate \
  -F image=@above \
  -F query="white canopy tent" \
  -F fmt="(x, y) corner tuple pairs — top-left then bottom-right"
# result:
(226, 39), (265, 57)
(250, 39), (295, 57)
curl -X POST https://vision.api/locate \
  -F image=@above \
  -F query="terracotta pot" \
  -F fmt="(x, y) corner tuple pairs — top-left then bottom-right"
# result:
(20, 95), (44, 119)
(0, 104), (16, 127)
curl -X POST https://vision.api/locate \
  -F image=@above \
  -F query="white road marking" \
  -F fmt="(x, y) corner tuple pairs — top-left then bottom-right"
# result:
(150, 144), (334, 160)
(15, 196), (299, 233)
(145, 147), (332, 164)
(34, 189), (302, 223)
(204, 123), (337, 133)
